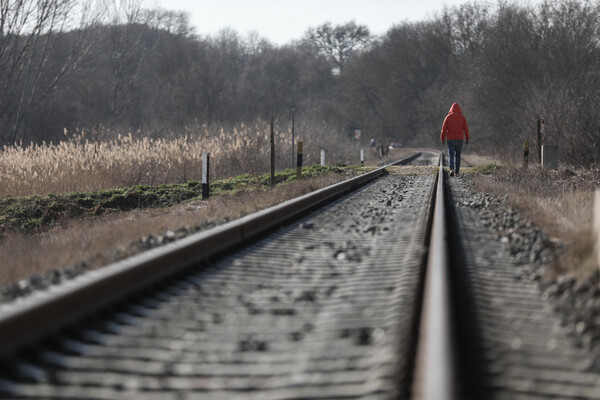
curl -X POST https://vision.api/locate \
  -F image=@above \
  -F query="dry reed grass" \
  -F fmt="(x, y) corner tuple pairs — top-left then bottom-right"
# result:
(0, 174), (346, 286)
(0, 121), (364, 198)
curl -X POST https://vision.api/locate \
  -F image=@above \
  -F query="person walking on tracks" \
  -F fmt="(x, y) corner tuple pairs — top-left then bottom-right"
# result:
(440, 102), (469, 176)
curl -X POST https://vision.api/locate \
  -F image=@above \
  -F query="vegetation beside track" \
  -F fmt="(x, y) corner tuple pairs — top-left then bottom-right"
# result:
(0, 164), (372, 286)
(471, 164), (600, 279)
(0, 164), (370, 235)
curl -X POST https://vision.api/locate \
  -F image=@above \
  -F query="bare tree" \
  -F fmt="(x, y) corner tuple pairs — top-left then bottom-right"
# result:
(104, 0), (159, 127)
(440, 2), (490, 58)
(305, 21), (372, 73)
(0, 0), (99, 144)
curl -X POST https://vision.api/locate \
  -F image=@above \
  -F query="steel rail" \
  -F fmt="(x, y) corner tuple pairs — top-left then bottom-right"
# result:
(412, 155), (456, 400)
(0, 153), (421, 358)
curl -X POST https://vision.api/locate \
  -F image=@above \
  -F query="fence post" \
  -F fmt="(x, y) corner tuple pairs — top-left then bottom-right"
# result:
(594, 190), (600, 275)
(202, 151), (210, 199)
(523, 140), (529, 168)
(360, 149), (364, 164)
(291, 109), (295, 170)
(270, 117), (275, 187)
(320, 149), (325, 166)
(296, 141), (303, 178)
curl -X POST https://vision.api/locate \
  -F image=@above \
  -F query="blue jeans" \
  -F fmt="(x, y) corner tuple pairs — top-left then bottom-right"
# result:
(447, 139), (463, 173)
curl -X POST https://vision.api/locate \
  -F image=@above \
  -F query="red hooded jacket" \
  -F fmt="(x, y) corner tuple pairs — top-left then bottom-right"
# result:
(440, 103), (469, 141)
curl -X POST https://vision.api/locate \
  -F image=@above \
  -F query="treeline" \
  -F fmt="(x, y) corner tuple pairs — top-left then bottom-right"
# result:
(2, 0), (600, 166)
(0, 0), (340, 145)
(353, 0), (600, 165)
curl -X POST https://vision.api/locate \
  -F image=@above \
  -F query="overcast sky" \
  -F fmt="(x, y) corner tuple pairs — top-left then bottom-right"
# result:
(150, 0), (524, 45)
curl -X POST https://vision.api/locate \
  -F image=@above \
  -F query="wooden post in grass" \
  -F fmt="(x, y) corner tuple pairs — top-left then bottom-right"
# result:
(270, 117), (275, 187)
(202, 151), (210, 199)
(523, 140), (530, 168)
(296, 141), (303, 178)
(594, 190), (600, 272)
(291, 109), (295, 170)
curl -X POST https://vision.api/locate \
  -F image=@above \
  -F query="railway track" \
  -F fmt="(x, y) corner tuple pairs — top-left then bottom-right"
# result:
(0, 151), (599, 399)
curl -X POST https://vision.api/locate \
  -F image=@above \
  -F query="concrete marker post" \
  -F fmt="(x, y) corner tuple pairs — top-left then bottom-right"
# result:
(202, 151), (210, 199)
(595, 190), (600, 274)
(296, 141), (303, 179)
(320, 149), (325, 166)
(541, 145), (558, 170)
(360, 149), (364, 164)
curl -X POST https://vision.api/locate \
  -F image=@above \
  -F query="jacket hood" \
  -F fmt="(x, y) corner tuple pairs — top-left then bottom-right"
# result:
(449, 102), (462, 114)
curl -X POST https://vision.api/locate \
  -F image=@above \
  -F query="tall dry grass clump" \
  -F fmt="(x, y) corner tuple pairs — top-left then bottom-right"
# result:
(474, 165), (600, 277)
(0, 121), (359, 198)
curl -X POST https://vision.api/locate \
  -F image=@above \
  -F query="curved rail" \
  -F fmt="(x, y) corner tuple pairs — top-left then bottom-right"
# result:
(0, 153), (422, 358)
(412, 155), (456, 400)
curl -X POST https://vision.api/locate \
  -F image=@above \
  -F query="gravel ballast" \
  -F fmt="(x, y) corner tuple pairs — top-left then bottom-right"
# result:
(450, 173), (600, 398)
(460, 174), (600, 364)
(3, 166), (600, 397)
(2, 172), (436, 399)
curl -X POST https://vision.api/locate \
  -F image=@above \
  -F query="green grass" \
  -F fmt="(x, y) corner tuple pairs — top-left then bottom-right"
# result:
(210, 164), (359, 195)
(0, 183), (200, 233)
(0, 164), (359, 234)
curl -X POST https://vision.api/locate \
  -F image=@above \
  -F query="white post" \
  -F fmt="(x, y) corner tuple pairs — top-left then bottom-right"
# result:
(360, 149), (364, 164)
(202, 151), (209, 199)
(594, 190), (600, 271)
(320, 149), (325, 166)
(541, 145), (559, 170)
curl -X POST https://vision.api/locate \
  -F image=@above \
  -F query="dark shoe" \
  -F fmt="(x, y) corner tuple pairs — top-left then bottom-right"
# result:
(455, 171), (459, 176)
(449, 171), (455, 177)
